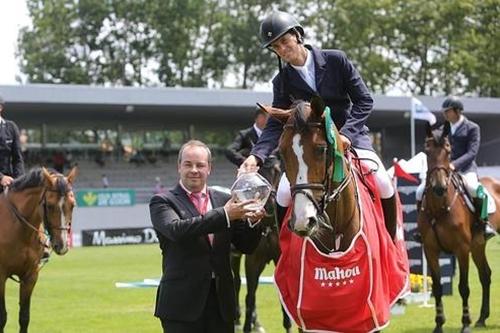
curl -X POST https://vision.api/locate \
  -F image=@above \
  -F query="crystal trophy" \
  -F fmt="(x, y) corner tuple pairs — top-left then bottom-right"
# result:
(230, 172), (272, 211)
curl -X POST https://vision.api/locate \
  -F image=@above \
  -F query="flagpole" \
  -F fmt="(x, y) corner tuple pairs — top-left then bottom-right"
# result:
(410, 97), (415, 157)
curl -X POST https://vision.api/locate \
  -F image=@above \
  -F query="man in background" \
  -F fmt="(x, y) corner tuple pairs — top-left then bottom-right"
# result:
(0, 95), (24, 189)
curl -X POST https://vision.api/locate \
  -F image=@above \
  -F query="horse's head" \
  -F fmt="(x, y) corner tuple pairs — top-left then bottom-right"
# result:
(425, 122), (452, 197)
(41, 167), (77, 255)
(260, 96), (345, 237)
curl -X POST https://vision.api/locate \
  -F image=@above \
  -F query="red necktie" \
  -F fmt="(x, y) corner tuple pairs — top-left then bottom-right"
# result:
(190, 192), (213, 245)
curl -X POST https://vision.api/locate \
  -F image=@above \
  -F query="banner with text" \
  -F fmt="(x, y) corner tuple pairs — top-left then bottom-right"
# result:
(81, 227), (158, 246)
(76, 189), (136, 207)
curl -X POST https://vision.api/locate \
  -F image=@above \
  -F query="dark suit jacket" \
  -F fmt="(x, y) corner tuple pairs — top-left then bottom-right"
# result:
(149, 184), (261, 323)
(225, 126), (258, 166)
(251, 46), (374, 163)
(0, 120), (24, 179)
(449, 117), (480, 173)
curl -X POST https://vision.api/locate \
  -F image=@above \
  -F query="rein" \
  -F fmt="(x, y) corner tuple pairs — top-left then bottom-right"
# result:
(6, 186), (71, 246)
(286, 114), (355, 253)
(422, 166), (464, 252)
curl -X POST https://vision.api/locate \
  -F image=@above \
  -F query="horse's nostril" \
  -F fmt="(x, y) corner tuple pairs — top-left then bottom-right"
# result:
(433, 186), (446, 196)
(308, 217), (317, 228)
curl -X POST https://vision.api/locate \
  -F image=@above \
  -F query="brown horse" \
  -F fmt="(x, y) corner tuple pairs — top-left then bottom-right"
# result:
(260, 96), (408, 332)
(231, 155), (291, 333)
(261, 97), (361, 252)
(418, 122), (499, 333)
(0, 167), (77, 333)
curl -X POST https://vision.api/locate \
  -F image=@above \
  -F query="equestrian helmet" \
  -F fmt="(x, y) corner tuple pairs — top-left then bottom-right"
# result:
(441, 96), (464, 112)
(259, 11), (304, 48)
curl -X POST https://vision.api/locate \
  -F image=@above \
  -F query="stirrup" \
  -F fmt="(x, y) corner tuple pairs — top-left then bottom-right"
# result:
(39, 249), (51, 267)
(485, 223), (498, 241)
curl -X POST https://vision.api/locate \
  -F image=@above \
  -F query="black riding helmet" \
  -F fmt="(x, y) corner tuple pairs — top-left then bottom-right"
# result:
(441, 96), (464, 112)
(259, 11), (304, 48)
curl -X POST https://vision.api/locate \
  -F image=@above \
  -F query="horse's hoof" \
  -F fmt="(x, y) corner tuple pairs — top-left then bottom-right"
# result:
(251, 324), (265, 333)
(474, 320), (486, 327)
(433, 328), (443, 333)
(461, 326), (472, 333)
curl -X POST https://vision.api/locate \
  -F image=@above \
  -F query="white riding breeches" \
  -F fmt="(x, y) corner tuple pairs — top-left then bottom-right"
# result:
(415, 171), (496, 214)
(276, 147), (395, 207)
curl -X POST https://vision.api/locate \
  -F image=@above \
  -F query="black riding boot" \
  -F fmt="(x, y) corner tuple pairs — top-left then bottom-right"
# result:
(474, 197), (497, 241)
(413, 201), (423, 243)
(275, 203), (289, 229)
(381, 195), (398, 240)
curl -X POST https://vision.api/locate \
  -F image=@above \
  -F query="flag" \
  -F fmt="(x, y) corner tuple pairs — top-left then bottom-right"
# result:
(411, 97), (436, 125)
(393, 161), (418, 183)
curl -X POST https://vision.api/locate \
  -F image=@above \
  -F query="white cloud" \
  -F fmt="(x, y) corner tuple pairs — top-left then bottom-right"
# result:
(0, 0), (30, 85)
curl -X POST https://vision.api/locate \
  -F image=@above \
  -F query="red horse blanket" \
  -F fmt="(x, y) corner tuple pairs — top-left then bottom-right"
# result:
(274, 166), (410, 333)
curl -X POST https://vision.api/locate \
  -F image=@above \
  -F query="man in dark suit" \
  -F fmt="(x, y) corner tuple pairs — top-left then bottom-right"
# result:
(149, 140), (264, 333)
(415, 96), (496, 240)
(239, 11), (399, 239)
(0, 95), (24, 189)
(225, 108), (268, 167)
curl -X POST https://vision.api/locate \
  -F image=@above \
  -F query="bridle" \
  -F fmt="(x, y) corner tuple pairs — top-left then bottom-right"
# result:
(7, 175), (72, 242)
(423, 165), (461, 219)
(285, 120), (353, 234)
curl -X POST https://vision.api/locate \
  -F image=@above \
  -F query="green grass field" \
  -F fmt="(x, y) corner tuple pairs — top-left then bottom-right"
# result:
(4, 240), (500, 333)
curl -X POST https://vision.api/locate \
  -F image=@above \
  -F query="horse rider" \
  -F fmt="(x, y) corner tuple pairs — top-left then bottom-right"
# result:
(0, 95), (25, 190)
(415, 96), (497, 241)
(239, 11), (399, 238)
(0, 95), (52, 262)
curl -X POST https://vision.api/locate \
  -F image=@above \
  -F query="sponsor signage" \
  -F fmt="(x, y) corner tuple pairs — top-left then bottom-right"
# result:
(82, 227), (158, 246)
(76, 189), (136, 207)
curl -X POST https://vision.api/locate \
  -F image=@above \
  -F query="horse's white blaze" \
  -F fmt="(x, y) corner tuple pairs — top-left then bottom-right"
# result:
(292, 134), (317, 231)
(58, 196), (68, 251)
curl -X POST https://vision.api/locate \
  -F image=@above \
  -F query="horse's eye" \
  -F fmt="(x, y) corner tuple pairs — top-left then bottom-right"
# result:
(316, 145), (327, 156)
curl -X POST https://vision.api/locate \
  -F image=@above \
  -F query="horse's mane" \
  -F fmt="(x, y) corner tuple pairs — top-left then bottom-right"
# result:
(9, 167), (68, 194)
(9, 168), (45, 192)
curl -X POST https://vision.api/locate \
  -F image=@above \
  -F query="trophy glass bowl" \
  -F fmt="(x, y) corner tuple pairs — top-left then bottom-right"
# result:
(230, 172), (272, 211)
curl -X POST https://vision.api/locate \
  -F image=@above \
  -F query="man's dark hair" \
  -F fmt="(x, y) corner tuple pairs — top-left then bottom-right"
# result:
(254, 107), (266, 119)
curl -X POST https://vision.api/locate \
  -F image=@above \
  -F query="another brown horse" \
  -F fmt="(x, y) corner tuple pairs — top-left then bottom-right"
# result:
(0, 167), (77, 333)
(418, 123), (499, 333)
(231, 156), (291, 333)
(261, 97), (408, 332)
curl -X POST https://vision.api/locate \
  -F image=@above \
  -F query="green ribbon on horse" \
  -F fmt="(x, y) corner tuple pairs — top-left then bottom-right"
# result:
(323, 106), (345, 183)
(476, 185), (488, 220)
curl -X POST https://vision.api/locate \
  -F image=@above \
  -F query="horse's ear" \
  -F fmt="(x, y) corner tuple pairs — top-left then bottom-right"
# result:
(256, 103), (291, 123)
(66, 166), (78, 184)
(42, 167), (56, 187)
(425, 122), (433, 138)
(310, 95), (326, 118)
(442, 121), (451, 139)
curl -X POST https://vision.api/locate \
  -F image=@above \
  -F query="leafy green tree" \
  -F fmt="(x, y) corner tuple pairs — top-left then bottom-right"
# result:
(460, 0), (500, 96)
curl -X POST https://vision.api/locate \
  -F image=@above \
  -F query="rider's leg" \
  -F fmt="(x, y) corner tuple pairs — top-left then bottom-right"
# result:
(276, 174), (291, 227)
(462, 172), (497, 240)
(353, 148), (398, 239)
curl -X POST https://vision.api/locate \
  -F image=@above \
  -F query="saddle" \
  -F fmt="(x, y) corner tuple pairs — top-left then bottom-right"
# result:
(450, 172), (478, 215)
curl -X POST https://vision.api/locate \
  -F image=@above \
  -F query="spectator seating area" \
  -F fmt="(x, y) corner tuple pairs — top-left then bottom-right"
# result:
(33, 153), (240, 204)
